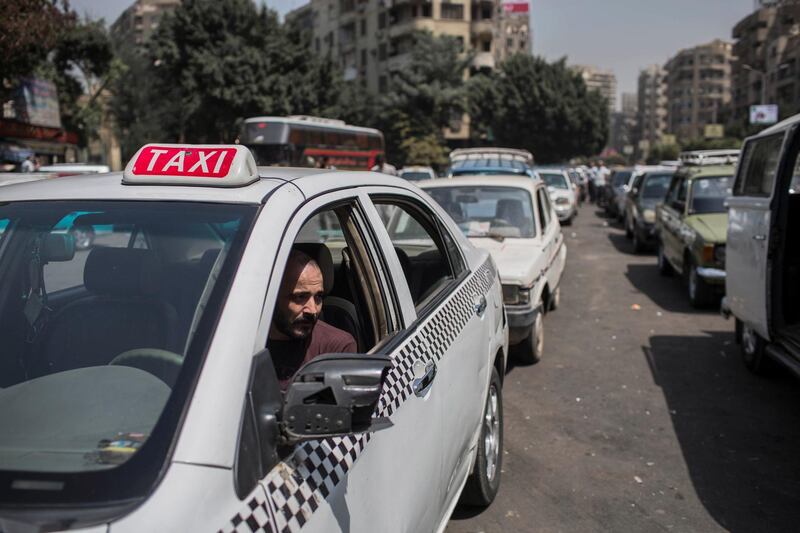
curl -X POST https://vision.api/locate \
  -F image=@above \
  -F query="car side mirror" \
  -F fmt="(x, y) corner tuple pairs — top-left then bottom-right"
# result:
(631, 187), (639, 196)
(283, 353), (393, 441)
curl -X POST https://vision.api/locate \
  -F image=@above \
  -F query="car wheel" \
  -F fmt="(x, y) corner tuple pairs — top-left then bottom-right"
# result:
(657, 242), (673, 277)
(514, 307), (543, 365)
(460, 367), (503, 507)
(687, 260), (713, 308)
(632, 223), (645, 253)
(550, 286), (561, 312)
(624, 216), (633, 239)
(70, 226), (95, 250)
(740, 321), (772, 375)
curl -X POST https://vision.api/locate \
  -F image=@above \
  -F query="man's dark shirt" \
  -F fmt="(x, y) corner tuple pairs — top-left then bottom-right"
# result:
(269, 320), (357, 389)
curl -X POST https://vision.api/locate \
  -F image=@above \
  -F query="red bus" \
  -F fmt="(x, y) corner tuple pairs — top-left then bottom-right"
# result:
(238, 116), (385, 170)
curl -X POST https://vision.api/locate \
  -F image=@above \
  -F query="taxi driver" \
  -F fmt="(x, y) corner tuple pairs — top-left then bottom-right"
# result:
(269, 248), (357, 388)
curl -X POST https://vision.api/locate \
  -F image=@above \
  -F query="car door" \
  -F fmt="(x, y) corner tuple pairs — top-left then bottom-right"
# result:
(365, 189), (494, 520)
(235, 191), (445, 533)
(536, 185), (565, 292)
(659, 176), (687, 269)
(727, 132), (787, 339)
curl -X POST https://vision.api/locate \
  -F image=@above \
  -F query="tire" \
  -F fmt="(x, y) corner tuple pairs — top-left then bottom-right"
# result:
(657, 241), (673, 276)
(514, 307), (543, 365)
(563, 215), (573, 226)
(550, 286), (561, 312)
(740, 321), (772, 375)
(460, 367), (503, 507)
(70, 226), (95, 250)
(624, 216), (633, 239)
(687, 259), (713, 308)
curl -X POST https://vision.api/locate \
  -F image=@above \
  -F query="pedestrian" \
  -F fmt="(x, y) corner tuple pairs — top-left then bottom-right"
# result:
(371, 154), (397, 176)
(21, 156), (35, 173)
(587, 162), (598, 204)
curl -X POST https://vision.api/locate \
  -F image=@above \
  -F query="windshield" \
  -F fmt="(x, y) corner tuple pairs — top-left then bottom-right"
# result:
(450, 158), (530, 176)
(612, 171), (633, 189)
(540, 172), (569, 189)
(0, 201), (254, 500)
(244, 143), (292, 166)
(691, 176), (732, 214)
(400, 171), (432, 181)
(641, 173), (674, 199)
(427, 186), (536, 238)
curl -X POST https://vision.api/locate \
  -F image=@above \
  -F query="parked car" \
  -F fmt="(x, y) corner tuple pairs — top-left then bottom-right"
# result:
(0, 144), (508, 533)
(447, 148), (534, 177)
(536, 168), (578, 225)
(420, 176), (566, 365)
(567, 168), (586, 204)
(623, 169), (675, 252)
(398, 165), (436, 181)
(654, 152), (738, 307)
(723, 113), (800, 376)
(607, 166), (666, 220)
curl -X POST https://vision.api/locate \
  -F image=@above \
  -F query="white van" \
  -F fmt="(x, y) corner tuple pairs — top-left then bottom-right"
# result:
(723, 113), (800, 375)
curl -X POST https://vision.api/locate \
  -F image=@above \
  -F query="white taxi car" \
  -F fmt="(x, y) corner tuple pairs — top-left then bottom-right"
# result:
(0, 145), (507, 533)
(419, 176), (566, 364)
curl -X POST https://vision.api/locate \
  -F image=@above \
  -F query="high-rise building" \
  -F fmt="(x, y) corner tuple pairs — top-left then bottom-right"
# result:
(572, 65), (617, 114)
(110, 0), (181, 48)
(610, 92), (637, 153)
(635, 64), (668, 152)
(301, 0), (531, 140)
(731, 0), (800, 123)
(664, 39), (732, 141)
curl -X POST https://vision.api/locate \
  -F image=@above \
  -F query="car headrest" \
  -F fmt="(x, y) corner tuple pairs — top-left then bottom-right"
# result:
(84, 248), (162, 297)
(42, 233), (75, 263)
(292, 243), (334, 294)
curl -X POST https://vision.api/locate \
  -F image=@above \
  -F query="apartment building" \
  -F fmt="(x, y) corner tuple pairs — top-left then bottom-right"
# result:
(609, 93), (637, 153)
(110, 0), (181, 48)
(731, 0), (800, 122)
(664, 39), (732, 141)
(635, 64), (667, 151)
(572, 65), (617, 114)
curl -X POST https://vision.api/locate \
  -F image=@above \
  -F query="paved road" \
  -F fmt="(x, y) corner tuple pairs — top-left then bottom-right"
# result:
(448, 205), (800, 533)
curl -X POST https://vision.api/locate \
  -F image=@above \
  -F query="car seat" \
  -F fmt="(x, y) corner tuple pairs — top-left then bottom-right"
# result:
(293, 243), (364, 351)
(34, 248), (179, 375)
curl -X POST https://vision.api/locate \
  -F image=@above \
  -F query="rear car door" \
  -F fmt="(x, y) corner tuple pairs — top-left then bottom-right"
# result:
(366, 189), (495, 519)
(727, 132), (786, 338)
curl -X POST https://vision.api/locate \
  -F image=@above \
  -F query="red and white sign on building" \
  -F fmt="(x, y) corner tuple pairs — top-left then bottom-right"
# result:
(502, 1), (529, 15)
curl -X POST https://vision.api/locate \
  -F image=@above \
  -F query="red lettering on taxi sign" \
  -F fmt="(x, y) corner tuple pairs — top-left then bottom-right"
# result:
(131, 146), (236, 178)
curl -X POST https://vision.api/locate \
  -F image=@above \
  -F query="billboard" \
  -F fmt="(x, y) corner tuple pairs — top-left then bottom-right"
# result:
(750, 105), (778, 125)
(502, 1), (529, 15)
(13, 78), (62, 129)
(704, 124), (725, 139)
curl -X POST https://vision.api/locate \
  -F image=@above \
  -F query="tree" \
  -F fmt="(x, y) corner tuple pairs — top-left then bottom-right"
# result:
(469, 55), (609, 163)
(0, 0), (73, 99)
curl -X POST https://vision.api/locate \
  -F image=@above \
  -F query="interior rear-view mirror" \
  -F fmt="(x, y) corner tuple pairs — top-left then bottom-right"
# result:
(283, 353), (392, 440)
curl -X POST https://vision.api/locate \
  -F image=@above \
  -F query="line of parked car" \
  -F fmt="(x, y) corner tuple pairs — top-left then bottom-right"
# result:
(605, 112), (800, 383)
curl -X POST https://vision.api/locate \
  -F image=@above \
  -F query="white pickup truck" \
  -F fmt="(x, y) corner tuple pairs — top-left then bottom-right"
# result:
(420, 175), (567, 364)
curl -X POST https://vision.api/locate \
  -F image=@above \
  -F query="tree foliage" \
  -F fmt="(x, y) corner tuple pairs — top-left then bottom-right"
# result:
(468, 55), (609, 163)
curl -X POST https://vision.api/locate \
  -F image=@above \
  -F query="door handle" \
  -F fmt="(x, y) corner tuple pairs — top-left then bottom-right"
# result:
(473, 294), (487, 316)
(753, 234), (766, 241)
(412, 360), (437, 397)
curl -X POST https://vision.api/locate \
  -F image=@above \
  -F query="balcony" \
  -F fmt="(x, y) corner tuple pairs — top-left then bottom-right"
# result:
(472, 52), (495, 70)
(471, 19), (493, 38)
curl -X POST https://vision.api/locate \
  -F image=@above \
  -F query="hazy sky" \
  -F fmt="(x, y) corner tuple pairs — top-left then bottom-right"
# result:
(72, 0), (757, 107)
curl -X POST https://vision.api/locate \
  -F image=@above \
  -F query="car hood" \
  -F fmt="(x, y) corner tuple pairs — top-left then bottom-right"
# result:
(467, 237), (542, 284)
(547, 187), (572, 200)
(686, 212), (728, 243)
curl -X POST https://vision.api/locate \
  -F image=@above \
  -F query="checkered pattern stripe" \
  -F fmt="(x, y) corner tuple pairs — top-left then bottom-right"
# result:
(221, 259), (496, 533)
(219, 486), (276, 533)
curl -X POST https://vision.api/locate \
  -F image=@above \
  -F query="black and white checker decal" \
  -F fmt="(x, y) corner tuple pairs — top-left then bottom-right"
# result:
(220, 259), (496, 533)
(219, 485), (276, 533)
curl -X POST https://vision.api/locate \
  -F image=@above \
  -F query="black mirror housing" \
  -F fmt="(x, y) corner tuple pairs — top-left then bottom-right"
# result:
(283, 353), (392, 440)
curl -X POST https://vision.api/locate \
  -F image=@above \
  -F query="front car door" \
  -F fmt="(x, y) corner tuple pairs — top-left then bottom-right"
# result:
(536, 186), (566, 296)
(659, 175), (687, 270)
(727, 132), (786, 339)
(366, 189), (497, 523)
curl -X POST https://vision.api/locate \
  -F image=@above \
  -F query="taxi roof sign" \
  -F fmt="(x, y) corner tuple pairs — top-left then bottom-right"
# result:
(123, 144), (258, 187)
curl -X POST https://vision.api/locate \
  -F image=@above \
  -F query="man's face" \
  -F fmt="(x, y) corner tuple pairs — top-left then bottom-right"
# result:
(274, 261), (324, 340)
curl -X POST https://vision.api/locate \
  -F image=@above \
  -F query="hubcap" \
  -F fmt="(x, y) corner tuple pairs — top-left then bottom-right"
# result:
(483, 385), (500, 481)
(689, 267), (697, 300)
(535, 313), (544, 355)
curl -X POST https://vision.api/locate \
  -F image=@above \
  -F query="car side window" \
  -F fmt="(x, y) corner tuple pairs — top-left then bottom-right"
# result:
(736, 133), (784, 197)
(791, 147), (800, 194)
(667, 178), (686, 211)
(373, 199), (460, 311)
(535, 188), (550, 233)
